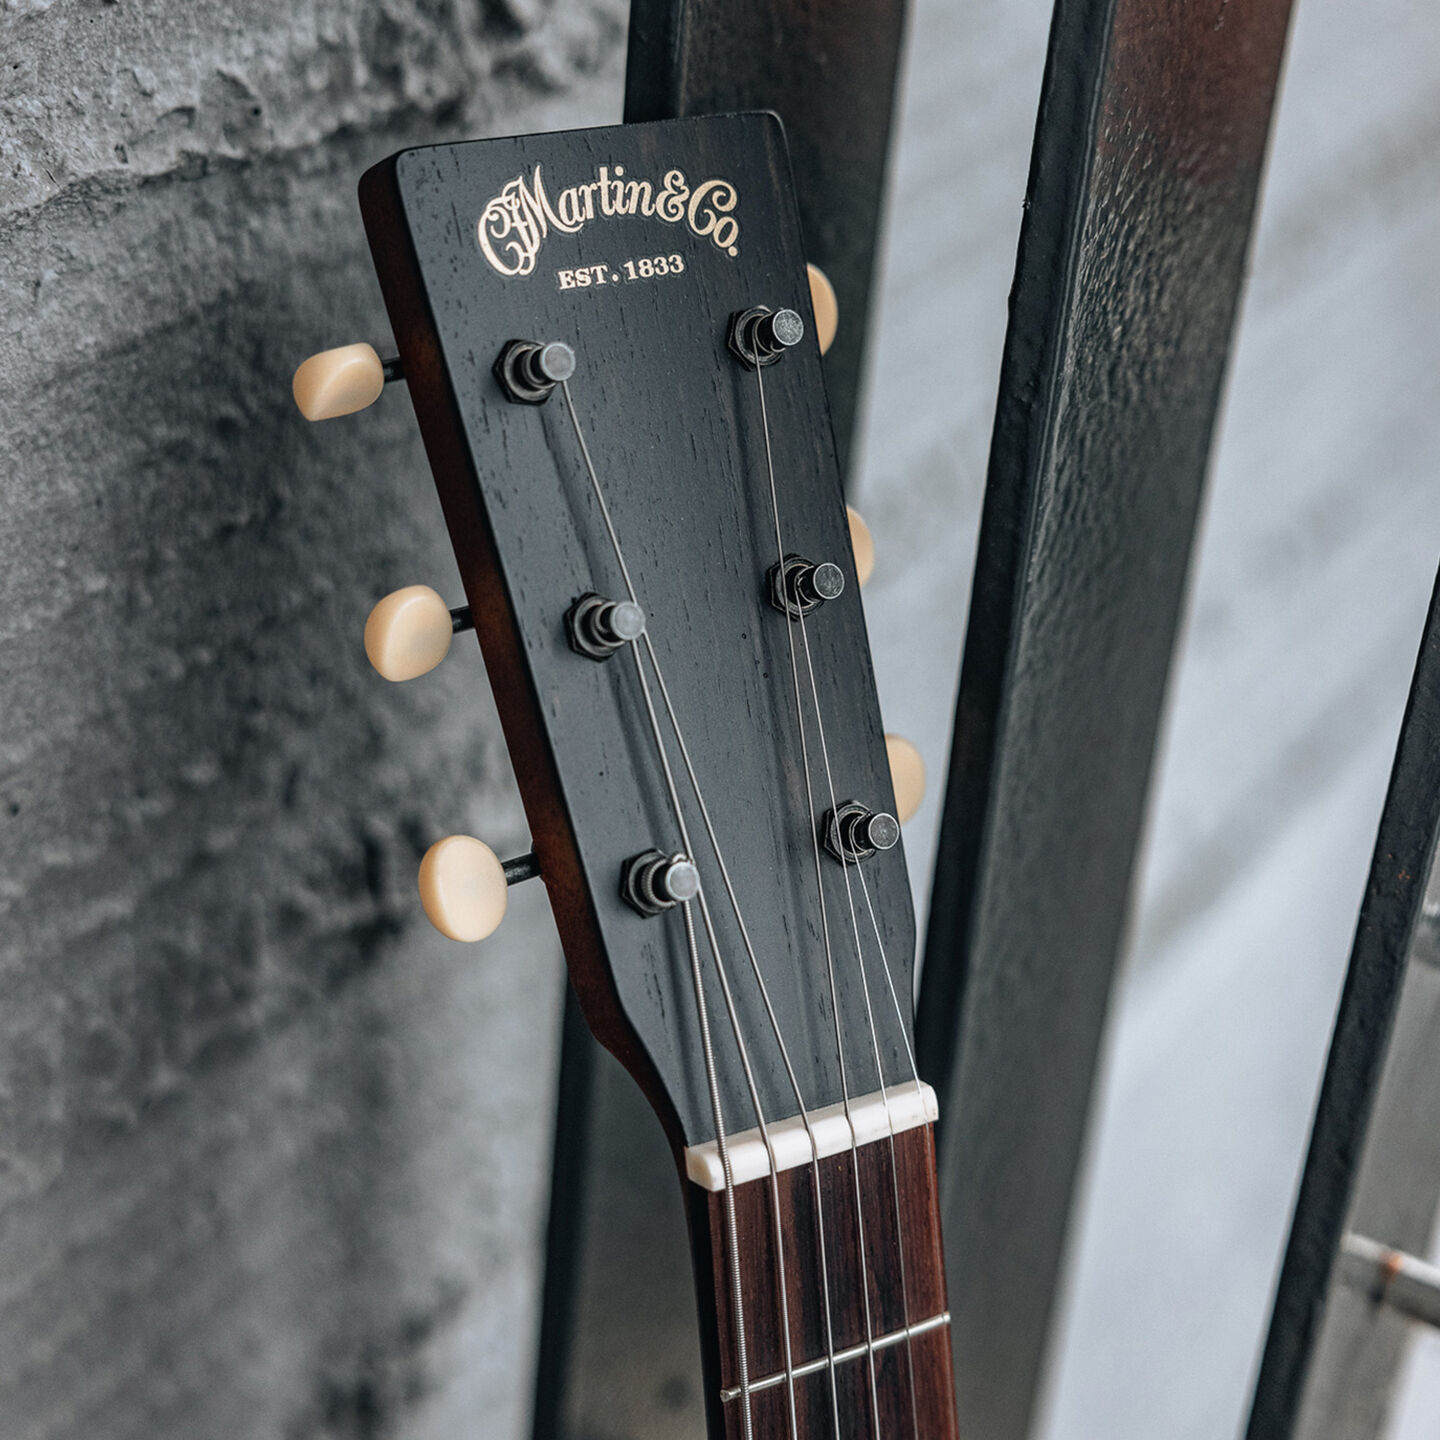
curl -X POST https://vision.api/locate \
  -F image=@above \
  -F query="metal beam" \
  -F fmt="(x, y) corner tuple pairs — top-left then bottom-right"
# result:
(914, 2), (1296, 1436)
(1247, 567), (1440, 1439)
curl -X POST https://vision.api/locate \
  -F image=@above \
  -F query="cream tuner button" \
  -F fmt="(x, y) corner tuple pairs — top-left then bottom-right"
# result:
(292, 343), (395, 421)
(807, 263), (839, 356)
(885, 734), (926, 824)
(364, 585), (467, 682)
(418, 836), (510, 942)
(847, 506), (876, 588)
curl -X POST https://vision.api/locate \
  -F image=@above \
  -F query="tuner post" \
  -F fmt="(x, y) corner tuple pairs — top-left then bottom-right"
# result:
(495, 338), (577, 404)
(566, 592), (646, 661)
(768, 554), (845, 620)
(822, 801), (901, 866)
(622, 850), (702, 917)
(728, 306), (805, 369)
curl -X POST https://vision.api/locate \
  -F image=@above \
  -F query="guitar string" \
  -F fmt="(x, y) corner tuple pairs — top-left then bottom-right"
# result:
(558, 378), (799, 1440)
(628, 643), (761, 1440)
(754, 355), (924, 1439)
(682, 852), (803, 1435)
(678, 895), (780, 1440)
(788, 544), (927, 1440)
(794, 625), (925, 1440)
(803, 600), (930, 1434)
(851, 854), (925, 1093)
(752, 359), (886, 1438)
(560, 362), (906, 1433)
(639, 636), (846, 1439)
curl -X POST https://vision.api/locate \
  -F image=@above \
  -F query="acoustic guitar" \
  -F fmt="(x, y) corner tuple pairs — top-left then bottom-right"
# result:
(292, 111), (956, 1440)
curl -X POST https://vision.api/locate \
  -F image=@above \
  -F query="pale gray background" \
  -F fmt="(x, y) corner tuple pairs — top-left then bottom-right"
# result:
(2, 0), (1438, 1437)
(859, 1), (1440, 1438)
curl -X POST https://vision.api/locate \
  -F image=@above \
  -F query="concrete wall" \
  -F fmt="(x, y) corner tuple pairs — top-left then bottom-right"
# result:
(0, 4), (623, 1437)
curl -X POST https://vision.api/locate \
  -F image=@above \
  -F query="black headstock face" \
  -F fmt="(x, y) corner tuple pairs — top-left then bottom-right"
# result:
(359, 114), (915, 1146)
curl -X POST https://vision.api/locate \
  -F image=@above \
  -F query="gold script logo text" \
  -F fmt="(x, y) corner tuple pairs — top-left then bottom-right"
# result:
(477, 164), (740, 277)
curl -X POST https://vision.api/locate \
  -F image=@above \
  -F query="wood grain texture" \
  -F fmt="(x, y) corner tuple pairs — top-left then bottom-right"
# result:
(694, 1124), (956, 1440)
(358, 115), (916, 1149)
(1034, 0), (1440, 1428)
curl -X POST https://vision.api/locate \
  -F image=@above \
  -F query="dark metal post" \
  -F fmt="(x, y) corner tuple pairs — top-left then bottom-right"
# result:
(1246, 567), (1440, 1437)
(914, 2), (1295, 1436)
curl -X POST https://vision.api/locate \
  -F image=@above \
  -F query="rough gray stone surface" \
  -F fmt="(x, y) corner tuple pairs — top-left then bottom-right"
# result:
(0, 3), (623, 1437)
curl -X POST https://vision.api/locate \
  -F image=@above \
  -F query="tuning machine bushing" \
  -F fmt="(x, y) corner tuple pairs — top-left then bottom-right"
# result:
(728, 306), (804, 369)
(768, 554), (845, 620)
(495, 338), (576, 404)
(822, 802), (900, 865)
(621, 850), (701, 917)
(566, 592), (646, 661)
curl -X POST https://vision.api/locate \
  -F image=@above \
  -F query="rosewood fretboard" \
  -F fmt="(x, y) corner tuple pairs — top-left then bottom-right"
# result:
(689, 1125), (958, 1440)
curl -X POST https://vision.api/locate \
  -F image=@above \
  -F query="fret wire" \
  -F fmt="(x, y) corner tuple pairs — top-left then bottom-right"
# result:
(722, 1311), (952, 1403)
(754, 360), (882, 1439)
(558, 379), (804, 1440)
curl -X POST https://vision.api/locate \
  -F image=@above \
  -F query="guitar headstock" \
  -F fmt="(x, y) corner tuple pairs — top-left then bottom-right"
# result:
(296, 113), (927, 1156)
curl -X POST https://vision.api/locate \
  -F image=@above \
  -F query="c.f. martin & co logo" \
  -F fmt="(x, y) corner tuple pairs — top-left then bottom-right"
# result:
(476, 164), (741, 277)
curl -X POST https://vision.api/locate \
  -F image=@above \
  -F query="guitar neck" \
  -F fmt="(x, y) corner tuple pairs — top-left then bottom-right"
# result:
(307, 112), (959, 1440)
(688, 1115), (958, 1440)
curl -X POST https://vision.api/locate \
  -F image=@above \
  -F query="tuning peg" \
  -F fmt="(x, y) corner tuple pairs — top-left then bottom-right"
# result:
(847, 506), (875, 588)
(885, 734), (926, 823)
(418, 836), (539, 942)
(807, 263), (838, 356)
(292, 342), (402, 421)
(364, 585), (474, 682)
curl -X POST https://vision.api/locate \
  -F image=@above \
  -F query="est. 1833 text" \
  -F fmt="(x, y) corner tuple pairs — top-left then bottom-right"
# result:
(558, 254), (686, 290)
